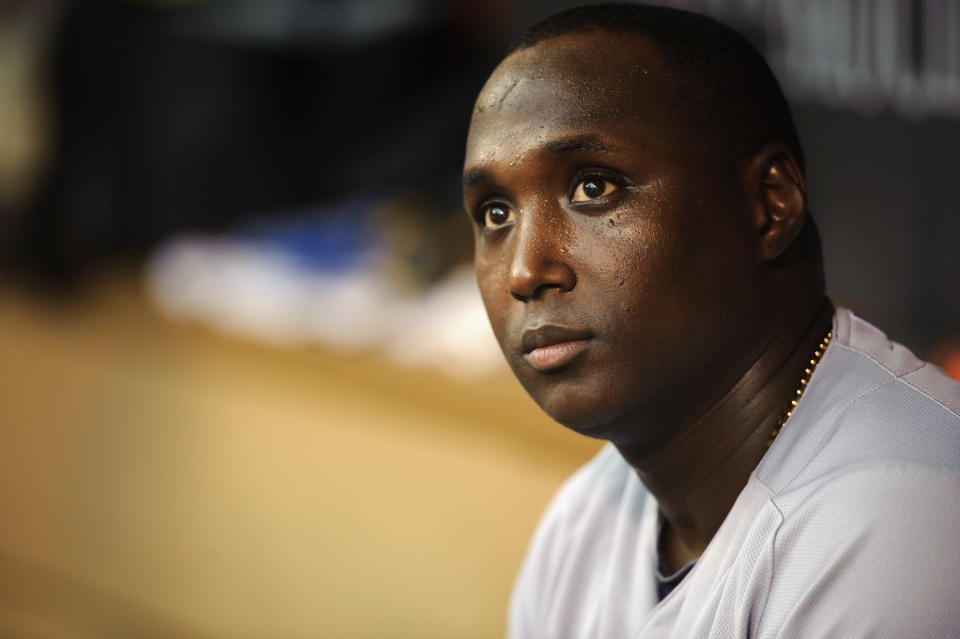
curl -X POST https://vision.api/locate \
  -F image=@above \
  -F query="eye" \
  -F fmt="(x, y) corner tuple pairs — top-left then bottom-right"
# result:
(571, 177), (618, 202)
(482, 203), (515, 229)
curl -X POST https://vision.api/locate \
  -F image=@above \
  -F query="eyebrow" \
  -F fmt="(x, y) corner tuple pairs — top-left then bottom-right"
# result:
(543, 134), (617, 154)
(462, 134), (619, 191)
(462, 167), (491, 191)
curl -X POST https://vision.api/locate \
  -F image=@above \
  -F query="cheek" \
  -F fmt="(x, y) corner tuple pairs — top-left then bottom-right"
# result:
(474, 258), (510, 338)
(583, 216), (666, 309)
(576, 209), (715, 359)
(582, 183), (690, 298)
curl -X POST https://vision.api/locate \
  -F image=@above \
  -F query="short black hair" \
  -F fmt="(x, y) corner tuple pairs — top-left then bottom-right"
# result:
(508, 3), (806, 173)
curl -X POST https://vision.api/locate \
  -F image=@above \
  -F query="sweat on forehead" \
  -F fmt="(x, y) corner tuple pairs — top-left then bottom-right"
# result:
(467, 31), (702, 160)
(474, 31), (669, 115)
(480, 5), (807, 174)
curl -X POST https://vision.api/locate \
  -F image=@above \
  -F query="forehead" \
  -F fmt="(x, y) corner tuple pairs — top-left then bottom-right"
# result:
(465, 31), (685, 163)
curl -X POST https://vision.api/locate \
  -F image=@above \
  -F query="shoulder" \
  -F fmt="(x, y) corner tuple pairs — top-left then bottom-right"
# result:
(834, 306), (960, 417)
(754, 309), (960, 637)
(815, 308), (958, 477)
(762, 308), (960, 555)
(757, 465), (960, 638)
(511, 442), (639, 589)
(507, 444), (646, 637)
(532, 443), (638, 536)
(759, 308), (960, 495)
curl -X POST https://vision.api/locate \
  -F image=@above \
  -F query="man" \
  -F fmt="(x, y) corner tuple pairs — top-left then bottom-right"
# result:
(462, 4), (960, 638)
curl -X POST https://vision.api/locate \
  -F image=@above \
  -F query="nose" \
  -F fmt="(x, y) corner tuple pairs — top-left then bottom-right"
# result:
(508, 208), (577, 301)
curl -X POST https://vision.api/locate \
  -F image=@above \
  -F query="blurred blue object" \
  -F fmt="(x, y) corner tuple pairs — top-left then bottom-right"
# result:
(144, 195), (503, 378)
(237, 198), (385, 272)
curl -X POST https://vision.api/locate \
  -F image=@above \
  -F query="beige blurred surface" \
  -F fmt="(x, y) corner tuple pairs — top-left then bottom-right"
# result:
(0, 270), (602, 639)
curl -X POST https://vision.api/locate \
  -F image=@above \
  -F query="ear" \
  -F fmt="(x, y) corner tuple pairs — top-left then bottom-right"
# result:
(745, 144), (807, 262)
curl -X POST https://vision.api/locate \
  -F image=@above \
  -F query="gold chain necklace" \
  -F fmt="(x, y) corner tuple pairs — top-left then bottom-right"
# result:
(766, 330), (833, 449)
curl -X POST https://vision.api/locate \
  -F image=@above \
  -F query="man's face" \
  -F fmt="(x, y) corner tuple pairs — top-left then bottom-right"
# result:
(463, 32), (766, 444)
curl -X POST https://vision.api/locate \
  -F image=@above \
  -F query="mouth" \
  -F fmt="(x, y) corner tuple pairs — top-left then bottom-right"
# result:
(521, 324), (594, 372)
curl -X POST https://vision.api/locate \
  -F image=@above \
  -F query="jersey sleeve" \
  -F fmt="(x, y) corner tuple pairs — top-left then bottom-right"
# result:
(505, 444), (638, 639)
(506, 494), (568, 639)
(756, 466), (960, 638)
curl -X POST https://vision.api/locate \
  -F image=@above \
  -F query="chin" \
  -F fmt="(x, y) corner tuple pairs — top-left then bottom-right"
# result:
(533, 384), (667, 454)
(560, 418), (622, 442)
(535, 391), (628, 442)
(509, 356), (651, 441)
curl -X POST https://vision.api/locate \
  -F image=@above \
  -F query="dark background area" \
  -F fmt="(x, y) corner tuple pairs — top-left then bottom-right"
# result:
(1, 0), (958, 353)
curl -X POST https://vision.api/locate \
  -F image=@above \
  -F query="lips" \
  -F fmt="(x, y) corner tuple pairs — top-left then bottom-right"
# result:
(521, 325), (594, 371)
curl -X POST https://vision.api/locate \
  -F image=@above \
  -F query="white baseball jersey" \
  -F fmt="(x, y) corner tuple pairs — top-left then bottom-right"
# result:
(507, 308), (960, 638)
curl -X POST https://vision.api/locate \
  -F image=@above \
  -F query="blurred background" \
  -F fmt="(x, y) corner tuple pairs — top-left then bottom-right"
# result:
(1, 1), (958, 637)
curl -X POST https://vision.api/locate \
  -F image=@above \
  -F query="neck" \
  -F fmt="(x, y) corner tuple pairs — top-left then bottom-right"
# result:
(614, 297), (833, 571)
